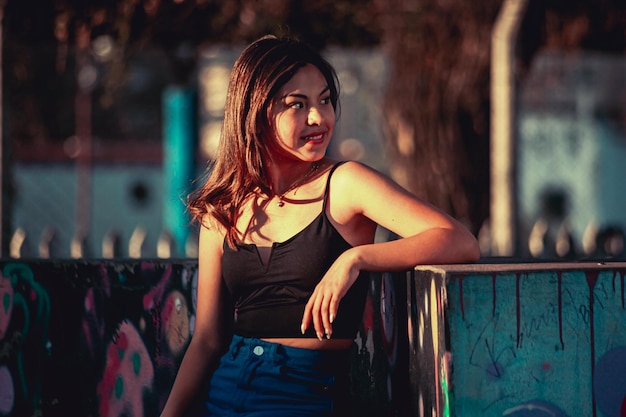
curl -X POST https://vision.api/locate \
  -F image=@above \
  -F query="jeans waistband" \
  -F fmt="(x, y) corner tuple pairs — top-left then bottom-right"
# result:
(229, 334), (349, 371)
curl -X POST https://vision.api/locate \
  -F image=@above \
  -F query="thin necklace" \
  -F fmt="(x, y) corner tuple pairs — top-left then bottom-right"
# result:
(276, 161), (320, 207)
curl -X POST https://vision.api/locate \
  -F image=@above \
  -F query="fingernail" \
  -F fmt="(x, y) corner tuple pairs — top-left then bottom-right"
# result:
(301, 324), (306, 335)
(330, 314), (335, 323)
(325, 330), (331, 340)
(317, 332), (324, 341)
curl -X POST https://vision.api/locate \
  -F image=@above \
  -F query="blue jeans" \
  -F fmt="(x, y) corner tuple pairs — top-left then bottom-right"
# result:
(203, 335), (351, 416)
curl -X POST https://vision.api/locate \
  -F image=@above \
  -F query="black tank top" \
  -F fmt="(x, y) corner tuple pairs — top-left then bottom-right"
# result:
(221, 162), (368, 339)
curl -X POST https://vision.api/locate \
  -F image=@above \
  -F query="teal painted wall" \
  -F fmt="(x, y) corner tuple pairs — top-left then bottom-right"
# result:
(435, 264), (626, 417)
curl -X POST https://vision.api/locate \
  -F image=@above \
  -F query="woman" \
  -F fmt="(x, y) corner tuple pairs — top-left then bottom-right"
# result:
(160, 35), (480, 417)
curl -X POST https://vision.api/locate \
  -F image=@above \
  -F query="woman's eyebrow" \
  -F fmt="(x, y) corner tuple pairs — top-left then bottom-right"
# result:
(281, 86), (330, 100)
(282, 93), (307, 100)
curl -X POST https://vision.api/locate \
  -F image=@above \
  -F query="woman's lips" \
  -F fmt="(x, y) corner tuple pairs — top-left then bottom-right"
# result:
(302, 132), (325, 143)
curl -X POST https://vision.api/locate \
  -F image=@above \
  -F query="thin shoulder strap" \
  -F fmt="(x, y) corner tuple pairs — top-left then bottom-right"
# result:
(322, 161), (348, 211)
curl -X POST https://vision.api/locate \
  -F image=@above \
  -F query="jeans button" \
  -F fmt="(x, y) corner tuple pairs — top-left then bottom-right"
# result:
(253, 346), (264, 356)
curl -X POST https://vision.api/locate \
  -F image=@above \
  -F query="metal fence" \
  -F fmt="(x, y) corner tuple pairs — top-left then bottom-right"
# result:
(478, 219), (626, 260)
(8, 226), (199, 259)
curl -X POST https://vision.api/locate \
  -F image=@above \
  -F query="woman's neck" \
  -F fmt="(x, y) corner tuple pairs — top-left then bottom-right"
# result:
(269, 159), (321, 196)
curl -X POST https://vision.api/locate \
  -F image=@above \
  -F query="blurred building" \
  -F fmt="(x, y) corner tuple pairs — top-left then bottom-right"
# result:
(8, 45), (625, 259)
(518, 50), (626, 258)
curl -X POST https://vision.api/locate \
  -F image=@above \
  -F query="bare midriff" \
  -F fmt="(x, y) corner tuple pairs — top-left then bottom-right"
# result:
(262, 338), (354, 351)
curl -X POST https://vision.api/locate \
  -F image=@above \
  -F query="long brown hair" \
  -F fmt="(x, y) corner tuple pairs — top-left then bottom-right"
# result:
(187, 35), (340, 248)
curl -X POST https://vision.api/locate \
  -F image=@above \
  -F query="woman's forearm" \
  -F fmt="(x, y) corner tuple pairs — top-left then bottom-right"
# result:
(352, 227), (480, 272)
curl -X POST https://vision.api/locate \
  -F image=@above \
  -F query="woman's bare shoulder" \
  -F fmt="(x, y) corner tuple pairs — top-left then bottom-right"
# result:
(328, 160), (391, 191)
(199, 214), (228, 245)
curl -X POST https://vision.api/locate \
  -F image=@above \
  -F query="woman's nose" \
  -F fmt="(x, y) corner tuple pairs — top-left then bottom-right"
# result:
(307, 107), (322, 125)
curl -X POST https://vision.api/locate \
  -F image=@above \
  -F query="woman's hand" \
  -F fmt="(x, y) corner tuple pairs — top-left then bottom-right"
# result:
(301, 248), (362, 340)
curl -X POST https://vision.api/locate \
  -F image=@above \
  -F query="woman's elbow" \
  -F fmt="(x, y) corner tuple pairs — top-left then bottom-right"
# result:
(457, 229), (481, 263)
(465, 240), (482, 262)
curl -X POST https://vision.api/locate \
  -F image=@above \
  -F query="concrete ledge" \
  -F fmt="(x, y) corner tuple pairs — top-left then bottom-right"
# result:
(2, 260), (623, 416)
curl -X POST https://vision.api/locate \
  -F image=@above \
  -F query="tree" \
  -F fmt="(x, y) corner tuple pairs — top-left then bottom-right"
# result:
(377, 0), (624, 236)
(377, 0), (501, 234)
(4, 0), (624, 237)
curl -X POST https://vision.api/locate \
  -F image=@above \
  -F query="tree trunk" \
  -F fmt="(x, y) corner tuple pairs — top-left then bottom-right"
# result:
(378, 0), (503, 234)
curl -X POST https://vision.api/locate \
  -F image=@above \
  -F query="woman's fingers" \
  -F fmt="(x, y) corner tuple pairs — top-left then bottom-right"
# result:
(301, 294), (313, 334)
(320, 292), (332, 339)
(301, 284), (337, 340)
(311, 291), (324, 340)
(301, 254), (359, 339)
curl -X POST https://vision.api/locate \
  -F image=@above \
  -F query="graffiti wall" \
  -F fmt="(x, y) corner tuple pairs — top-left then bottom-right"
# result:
(436, 263), (626, 417)
(5, 259), (619, 417)
(0, 260), (410, 417)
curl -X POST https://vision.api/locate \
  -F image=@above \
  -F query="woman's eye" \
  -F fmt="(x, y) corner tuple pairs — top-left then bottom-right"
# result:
(288, 102), (304, 109)
(320, 97), (331, 105)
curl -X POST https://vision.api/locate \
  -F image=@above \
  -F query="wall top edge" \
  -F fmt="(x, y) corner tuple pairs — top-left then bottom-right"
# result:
(1, 259), (625, 275)
(0, 258), (199, 265)
(414, 260), (626, 275)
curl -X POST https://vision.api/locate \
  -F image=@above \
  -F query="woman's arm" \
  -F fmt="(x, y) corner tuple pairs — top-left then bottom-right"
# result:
(160, 221), (230, 417)
(302, 161), (480, 339)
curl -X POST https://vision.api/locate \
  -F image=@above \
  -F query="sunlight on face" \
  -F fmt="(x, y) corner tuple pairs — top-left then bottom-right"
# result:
(269, 64), (335, 163)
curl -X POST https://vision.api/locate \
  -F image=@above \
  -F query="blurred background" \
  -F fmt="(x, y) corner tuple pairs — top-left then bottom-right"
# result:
(1, 0), (624, 260)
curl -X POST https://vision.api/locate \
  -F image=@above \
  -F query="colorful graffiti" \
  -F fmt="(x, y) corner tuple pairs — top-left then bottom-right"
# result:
(0, 261), (197, 417)
(0, 260), (405, 417)
(0, 263), (51, 417)
(442, 266), (626, 417)
(97, 320), (154, 417)
(79, 262), (196, 417)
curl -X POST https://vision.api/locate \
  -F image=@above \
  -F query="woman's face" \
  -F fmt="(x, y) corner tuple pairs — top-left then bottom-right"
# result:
(268, 64), (335, 163)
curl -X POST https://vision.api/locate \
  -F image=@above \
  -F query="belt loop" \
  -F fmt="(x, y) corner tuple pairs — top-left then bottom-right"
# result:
(274, 343), (287, 365)
(230, 335), (245, 359)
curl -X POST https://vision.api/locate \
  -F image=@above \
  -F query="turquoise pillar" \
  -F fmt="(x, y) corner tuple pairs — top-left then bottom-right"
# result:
(163, 87), (196, 256)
